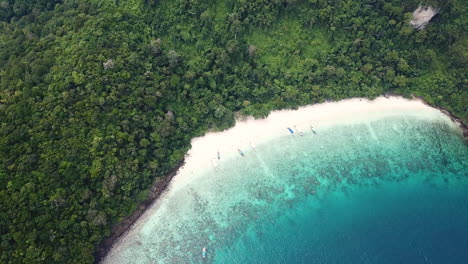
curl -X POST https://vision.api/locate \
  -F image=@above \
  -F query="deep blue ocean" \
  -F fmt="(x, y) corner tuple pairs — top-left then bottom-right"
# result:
(104, 114), (468, 264)
(214, 172), (468, 264)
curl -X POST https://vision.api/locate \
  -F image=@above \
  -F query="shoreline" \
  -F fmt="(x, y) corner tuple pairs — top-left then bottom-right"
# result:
(94, 96), (467, 263)
(434, 106), (468, 138)
(414, 97), (468, 138)
(93, 161), (184, 263)
(385, 94), (467, 138)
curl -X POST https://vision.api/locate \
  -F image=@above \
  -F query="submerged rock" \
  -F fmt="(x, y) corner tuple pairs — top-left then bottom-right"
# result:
(410, 5), (439, 30)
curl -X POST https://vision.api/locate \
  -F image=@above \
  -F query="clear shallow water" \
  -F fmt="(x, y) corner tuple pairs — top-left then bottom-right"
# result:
(104, 115), (468, 264)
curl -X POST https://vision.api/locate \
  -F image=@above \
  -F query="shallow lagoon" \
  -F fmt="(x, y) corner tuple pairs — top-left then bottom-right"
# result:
(104, 113), (468, 264)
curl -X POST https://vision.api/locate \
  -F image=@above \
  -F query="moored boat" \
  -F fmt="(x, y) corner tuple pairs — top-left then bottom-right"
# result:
(310, 125), (317, 134)
(294, 126), (304, 136)
(238, 149), (245, 156)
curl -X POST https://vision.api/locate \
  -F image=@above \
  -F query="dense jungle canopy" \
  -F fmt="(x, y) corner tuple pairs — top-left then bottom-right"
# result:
(0, 0), (466, 263)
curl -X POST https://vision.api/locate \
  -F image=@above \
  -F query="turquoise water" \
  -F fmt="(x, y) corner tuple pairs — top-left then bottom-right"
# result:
(104, 114), (468, 264)
(214, 171), (468, 264)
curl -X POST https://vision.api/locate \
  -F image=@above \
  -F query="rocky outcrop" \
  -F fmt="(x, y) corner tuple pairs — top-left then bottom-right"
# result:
(410, 5), (439, 30)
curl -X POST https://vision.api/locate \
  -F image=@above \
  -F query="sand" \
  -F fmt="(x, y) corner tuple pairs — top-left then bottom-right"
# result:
(169, 96), (441, 191)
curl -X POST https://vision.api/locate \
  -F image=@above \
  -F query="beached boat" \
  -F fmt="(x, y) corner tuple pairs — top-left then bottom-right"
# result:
(238, 149), (245, 156)
(202, 247), (206, 258)
(287, 127), (295, 135)
(310, 125), (317, 134)
(217, 150), (220, 160)
(294, 126), (304, 136)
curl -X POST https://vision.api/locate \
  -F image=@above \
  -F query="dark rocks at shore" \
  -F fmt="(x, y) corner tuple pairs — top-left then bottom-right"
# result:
(93, 161), (185, 263)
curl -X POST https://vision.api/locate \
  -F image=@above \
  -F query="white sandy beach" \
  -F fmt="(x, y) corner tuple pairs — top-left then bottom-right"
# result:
(170, 96), (448, 189)
(102, 96), (455, 263)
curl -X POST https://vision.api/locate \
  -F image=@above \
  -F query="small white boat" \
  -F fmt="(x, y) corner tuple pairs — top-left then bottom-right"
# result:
(294, 126), (304, 136)
(310, 125), (317, 134)
(202, 247), (206, 258)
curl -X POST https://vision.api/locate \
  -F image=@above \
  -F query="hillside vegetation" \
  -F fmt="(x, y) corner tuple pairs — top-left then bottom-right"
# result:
(0, 0), (466, 263)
